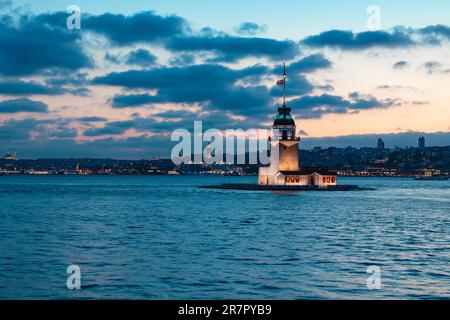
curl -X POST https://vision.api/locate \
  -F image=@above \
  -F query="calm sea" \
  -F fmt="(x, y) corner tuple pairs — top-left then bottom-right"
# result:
(0, 175), (449, 299)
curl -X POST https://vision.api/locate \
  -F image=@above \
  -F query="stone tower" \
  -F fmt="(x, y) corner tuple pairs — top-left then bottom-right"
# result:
(270, 104), (300, 172)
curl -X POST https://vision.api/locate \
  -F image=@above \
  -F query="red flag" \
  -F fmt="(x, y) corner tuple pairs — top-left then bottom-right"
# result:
(276, 79), (285, 85)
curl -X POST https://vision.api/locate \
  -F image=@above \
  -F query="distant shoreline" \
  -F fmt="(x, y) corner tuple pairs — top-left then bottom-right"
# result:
(1, 173), (447, 179)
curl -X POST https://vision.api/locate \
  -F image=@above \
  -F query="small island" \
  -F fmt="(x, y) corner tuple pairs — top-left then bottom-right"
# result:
(201, 66), (366, 191)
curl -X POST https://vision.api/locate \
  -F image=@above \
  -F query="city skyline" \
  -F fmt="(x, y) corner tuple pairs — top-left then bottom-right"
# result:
(1, 0), (450, 159)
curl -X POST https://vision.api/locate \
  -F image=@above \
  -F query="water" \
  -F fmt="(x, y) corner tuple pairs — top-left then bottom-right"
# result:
(0, 175), (449, 299)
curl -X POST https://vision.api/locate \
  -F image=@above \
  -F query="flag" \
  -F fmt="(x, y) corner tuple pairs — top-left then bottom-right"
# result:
(276, 79), (285, 85)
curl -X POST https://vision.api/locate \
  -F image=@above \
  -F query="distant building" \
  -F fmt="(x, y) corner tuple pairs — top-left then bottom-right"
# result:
(3, 151), (18, 160)
(418, 136), (425, 149)
(377, 138), (385, 150)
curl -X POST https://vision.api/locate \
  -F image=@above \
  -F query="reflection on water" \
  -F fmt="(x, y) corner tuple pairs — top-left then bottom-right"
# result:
(0, 175), (449, 299)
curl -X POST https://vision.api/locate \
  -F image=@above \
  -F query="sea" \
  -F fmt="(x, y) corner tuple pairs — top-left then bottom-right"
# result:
(0, 175), (449, 299)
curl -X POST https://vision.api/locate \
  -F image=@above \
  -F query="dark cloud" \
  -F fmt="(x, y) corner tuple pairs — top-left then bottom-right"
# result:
(43, 71), (88, 86)
(0, 116), (170, 158)
(0, 75), (90, 97)
(0, 117), (75, 142)
(168, 53), (196, 66)
(104, 53), (121, 64)
(82, 116), (189, 137)
(289, 93), (396, 119)
(83, 11), (188, 45)
(0, 118), (39, 140)
(286, 54), (332, 73)
(111, 94), (160, 108)
(126, 49), (158, 67)
(77, 116), (107, 122)
(270, 74), (313, 97)
(83, 107), (272, 139)
(0, 98), (48, 113)
(84, 120), (135, 136)
(0, 14), (92, 76)
(34, 11), (299, 63)
(393, 60), (408, 70)
(299, 130), (309, 136)
(235, 22), (267, 36)
(48, 127), (78, 138)
(301, 29), (415, 50)
(423, 61), (450, 74)
(0, 80), (62, 95)
(269, 54), (332, 97)
(42, 72), (91, 96)
(94, 64), (276, 116)
(0, 0), (11, 10)
(153, 109), (200, 119)
(166, 35), (300, 62)
(418, 24), (450, 44)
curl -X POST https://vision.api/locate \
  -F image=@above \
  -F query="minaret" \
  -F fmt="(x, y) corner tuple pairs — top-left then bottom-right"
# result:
(270, 64), (300, 172)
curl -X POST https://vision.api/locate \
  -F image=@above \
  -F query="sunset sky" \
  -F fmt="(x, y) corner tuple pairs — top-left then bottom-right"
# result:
(1, 0), (450, 158)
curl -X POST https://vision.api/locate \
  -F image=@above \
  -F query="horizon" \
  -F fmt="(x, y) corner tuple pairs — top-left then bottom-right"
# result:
(1, 1), (450, 159)
(3, 136), (450, 161)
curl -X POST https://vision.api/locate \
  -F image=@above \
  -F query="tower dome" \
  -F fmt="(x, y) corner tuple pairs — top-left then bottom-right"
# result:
(273, 105), (295, 126)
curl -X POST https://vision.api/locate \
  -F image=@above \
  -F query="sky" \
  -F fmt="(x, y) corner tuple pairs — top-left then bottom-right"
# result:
(1, 0), (450, 159)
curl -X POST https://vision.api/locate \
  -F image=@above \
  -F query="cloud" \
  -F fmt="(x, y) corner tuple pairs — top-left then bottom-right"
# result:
(0, 117), (76, 142)
(301, 29), (415, 50)
(289, 93), (396, 119)
(83, 11), (188, 45)
(94, 64), (278, 116)
(125, 49), (158, 67)
(393, 60), (408, 70)
(235, 22), (267, 36)
(299, 130), (309, 136)
(48, 126), (78, 138)
(0, 118), (39, 140)
(84, 120), (135, 136)
(0, 0), (11, 8)
(82, 116), (190, 137)
(418, 24), (450, 44)
(35, 11), (299, 63)
(0, 80), (63, 95)
(166, 35), (300, 62)
(0, 14), (92, 76)
(0, 98), (48, 113)
(286, 54), (332, 73)
(111, 93), (160, 108)
(0, 116), (171, 158)
(77, 116), (107, 122)
(423, 61), (450, 74)
(168, 53), (196, 66)
(270, 74), (314, 97)
(83, 107), (273, 139)
(104, 53), (121, 64)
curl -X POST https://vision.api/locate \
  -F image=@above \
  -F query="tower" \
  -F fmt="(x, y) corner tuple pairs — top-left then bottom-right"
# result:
(270, 104), (300, 172)
(258, 64), (336, 187)
(418, 136), (425, 149)
(269, 63), (300, 172)
(377, 138), (385, 149)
